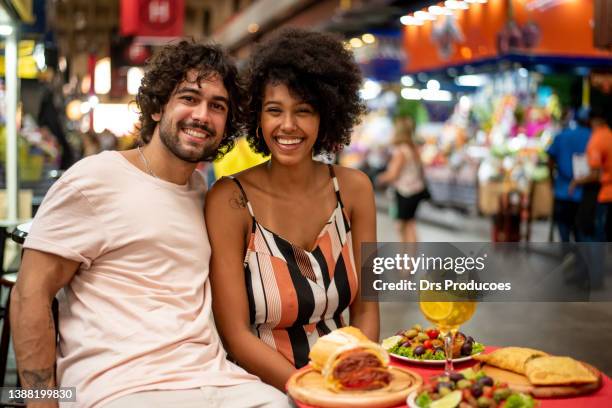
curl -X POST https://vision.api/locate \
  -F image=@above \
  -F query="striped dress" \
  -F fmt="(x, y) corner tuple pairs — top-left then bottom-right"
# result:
(229, 165), (359, 368)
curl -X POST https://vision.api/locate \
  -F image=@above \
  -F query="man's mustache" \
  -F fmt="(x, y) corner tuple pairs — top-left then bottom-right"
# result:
(180, 121), (216, 137)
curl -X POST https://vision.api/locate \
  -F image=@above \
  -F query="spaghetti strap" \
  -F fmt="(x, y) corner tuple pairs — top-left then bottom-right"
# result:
(227, 176), (256, 218)
(327, 165), (344, 207)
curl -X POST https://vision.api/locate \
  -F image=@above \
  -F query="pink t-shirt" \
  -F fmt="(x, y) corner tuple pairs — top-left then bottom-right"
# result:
(24, 151), (257, 408)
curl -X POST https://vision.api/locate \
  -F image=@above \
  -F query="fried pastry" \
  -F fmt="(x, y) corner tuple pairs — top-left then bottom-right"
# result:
(525, 356), (598, 385)
(473, 347), (548, 375)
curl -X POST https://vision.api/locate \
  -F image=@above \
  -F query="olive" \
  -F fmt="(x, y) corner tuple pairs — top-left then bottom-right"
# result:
(456, 379), (472, 389)
(471, 384), (483, 398)
(412, 324), (423, 331)
(493, 388), (511, 402)
(401, 341), (411, 348)
(439, 387), (452, 397)
(436, 381), (455, 392)
(434, 347), (445, 355)
(461, 342), (473, 356)
(466, 336), (475, 344)
(413, 345), (426, 356)
(449, 372), (465, 382)
(478, 376), (494, 387)
(416, 332), (430, 342)
(477, 396), (494, 407)
(405, 329), (418, 339)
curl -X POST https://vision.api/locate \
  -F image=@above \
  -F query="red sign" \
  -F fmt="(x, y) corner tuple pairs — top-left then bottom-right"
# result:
(120, 0), (184, 38)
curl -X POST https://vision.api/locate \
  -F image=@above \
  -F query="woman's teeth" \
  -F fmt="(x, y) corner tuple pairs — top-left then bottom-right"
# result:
(276, 138), (302, 145)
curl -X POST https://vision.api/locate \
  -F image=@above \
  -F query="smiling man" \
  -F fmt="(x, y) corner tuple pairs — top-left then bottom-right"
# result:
(10, 41), (288, 408)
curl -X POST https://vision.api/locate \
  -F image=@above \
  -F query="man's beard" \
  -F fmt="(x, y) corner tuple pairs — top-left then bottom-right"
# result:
(159, 116), (221, 163)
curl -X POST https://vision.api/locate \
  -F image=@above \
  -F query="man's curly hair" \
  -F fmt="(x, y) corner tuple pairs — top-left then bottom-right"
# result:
(136, 40), (242, 160)
(244, 28), (366, 156)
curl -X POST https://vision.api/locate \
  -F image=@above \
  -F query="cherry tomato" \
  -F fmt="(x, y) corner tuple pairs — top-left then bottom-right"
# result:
(483, 386), (493, 398)
(426, 329), (440, 339)
(423, 339), (434, 349)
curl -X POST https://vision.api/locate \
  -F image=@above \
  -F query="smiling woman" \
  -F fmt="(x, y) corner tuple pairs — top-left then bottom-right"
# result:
(205, 28), (380, 392)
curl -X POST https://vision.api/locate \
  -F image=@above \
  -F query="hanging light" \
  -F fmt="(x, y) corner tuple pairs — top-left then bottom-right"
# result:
(400, 15), (424, 26)
(362, 33), (376, 44)
(414, 11), (436, 21)
(445, 1), (469, 10)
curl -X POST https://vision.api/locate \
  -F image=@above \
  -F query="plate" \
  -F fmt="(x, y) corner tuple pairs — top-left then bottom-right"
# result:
(287, 365), (423, 408)
(406, 391), (419, 408)
(390, 352), (482, 365)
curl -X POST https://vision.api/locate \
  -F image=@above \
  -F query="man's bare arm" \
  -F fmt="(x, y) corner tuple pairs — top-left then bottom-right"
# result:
(10, 249), (79, 405)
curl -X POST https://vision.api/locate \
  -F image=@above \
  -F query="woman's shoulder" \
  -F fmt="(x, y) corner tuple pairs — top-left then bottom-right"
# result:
(209, 163), (266, 194)
(331, 165), (374, 196)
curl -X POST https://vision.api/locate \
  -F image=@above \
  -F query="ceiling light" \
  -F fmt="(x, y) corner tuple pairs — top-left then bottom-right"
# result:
(401, 88), (422, 100)
(429, 6), (452, 15)
(350, 37), (363, 48)
(401, 75), (414, 87)
(455, 74), (487, 87)
(400, 15), (424, 26)
(127, 67), (144, 95)
(414, 11), (436, 21)
(427, 80), (441, 91)
(94, 58), (111, 95)
(362, 33), (375, 44)
(359, 79), (382, 100)
(445, 1), (469, 10)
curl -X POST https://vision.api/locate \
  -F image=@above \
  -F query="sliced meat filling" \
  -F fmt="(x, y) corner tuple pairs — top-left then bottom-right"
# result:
(333, 351), (392, 390)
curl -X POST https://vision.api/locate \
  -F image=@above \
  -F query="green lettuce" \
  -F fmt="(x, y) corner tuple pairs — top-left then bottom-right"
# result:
(415, 391), (432, 408)
(504, 393), (536, 408)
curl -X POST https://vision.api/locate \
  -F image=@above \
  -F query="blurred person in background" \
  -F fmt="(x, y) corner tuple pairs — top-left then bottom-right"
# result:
(11, 40), (287, 408)
(571, 108), (612, 242)
(81, 131), (101, 157)
(37, 69), (75, 169)
(205, 28), (379, 391)
(547, 108), (591, 242)
(376, 116), (428, 243)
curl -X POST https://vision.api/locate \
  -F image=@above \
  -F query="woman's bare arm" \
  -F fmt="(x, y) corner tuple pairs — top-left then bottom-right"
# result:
(336, 168), (380, 341)
(205, 178), (296, 390)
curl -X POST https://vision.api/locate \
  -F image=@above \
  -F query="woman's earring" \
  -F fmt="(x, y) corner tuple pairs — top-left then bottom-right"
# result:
(256, 125), (263, 139)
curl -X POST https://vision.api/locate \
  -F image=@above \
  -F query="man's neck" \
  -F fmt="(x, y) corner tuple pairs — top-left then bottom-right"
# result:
(140, 138), (197, 185)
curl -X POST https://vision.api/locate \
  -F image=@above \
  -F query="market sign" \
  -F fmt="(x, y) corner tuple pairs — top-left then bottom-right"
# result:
(403, 0), (612, 73)
(120, 0), (184, 38)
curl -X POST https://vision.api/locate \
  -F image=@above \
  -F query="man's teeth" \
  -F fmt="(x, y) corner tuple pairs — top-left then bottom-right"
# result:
(277, 138), (302, 145)
(183, 128), (208, 138)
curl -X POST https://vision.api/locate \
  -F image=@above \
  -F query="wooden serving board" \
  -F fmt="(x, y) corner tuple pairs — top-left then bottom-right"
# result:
(287, 366), (423, 408)
(473, 362), (602, 398)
